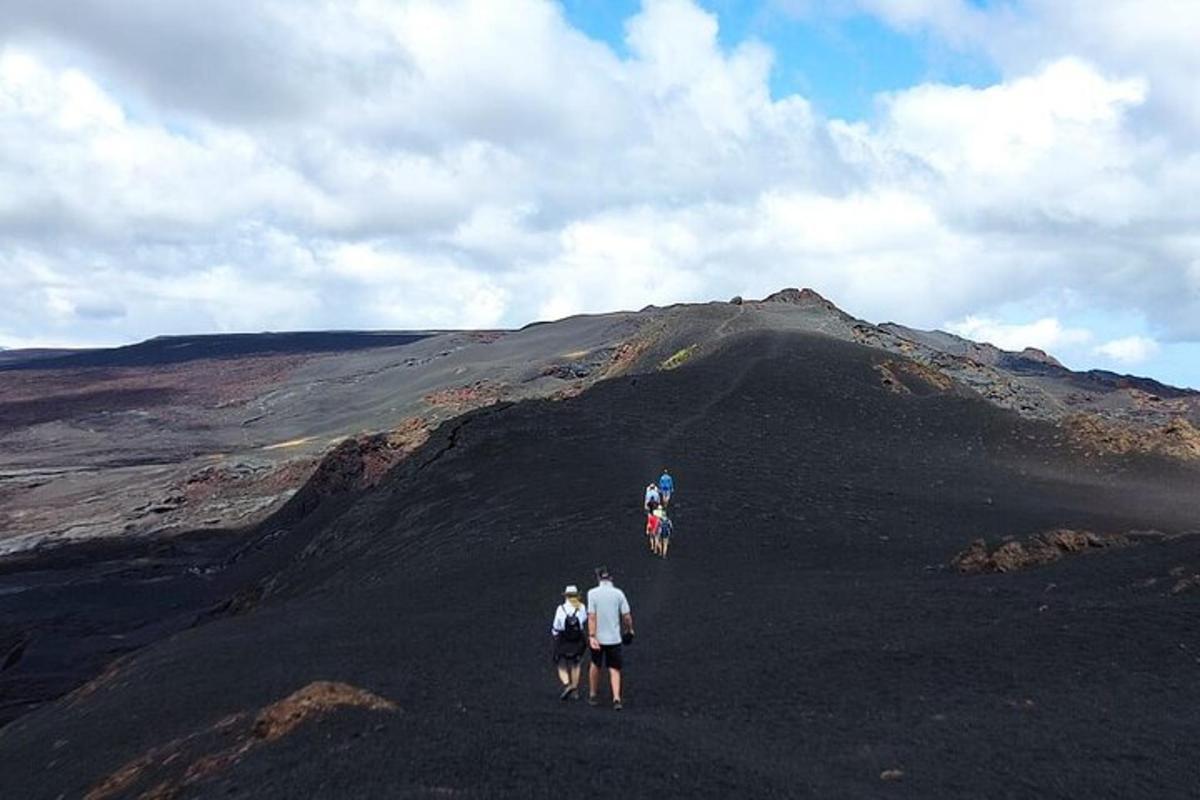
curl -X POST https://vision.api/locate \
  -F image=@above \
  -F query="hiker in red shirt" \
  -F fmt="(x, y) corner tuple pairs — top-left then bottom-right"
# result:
(645, 507), (662, 554)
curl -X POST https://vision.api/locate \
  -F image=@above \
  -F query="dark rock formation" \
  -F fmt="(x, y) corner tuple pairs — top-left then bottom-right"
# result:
(952, 529), (1131, 574)
(762, 287), (838, 309)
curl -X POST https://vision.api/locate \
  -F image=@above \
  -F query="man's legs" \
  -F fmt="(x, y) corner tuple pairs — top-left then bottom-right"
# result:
(662, 537), (670, 558)
(610, 667), (622, 703)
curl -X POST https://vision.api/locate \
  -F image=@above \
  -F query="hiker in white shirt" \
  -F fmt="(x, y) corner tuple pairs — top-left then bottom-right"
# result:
(587, 566), (634, 711)
(550, 585), (588, 701)
(644, 483), (661, 513)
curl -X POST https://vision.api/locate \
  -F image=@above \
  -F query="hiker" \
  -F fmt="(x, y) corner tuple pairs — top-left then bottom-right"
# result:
(588, 566), (634, 711)
(645, 507), (662, 553)
(644, 482), (661, 513)
(551, 585), (588, 700)
(658, 510), (673, 558)
(658, 469), (674, 508)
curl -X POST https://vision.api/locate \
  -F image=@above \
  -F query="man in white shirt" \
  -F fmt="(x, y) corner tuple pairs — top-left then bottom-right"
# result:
(587, 566), (634, 711)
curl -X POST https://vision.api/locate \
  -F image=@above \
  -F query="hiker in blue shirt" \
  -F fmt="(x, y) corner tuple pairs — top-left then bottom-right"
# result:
(658, 470), (674, 508)
(657, 510), (674, 559)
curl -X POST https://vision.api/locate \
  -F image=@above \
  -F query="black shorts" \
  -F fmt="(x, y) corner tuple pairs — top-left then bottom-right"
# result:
(590, 643), (623, 671)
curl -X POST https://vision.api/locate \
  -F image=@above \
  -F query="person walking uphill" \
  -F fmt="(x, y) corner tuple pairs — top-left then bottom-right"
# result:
(645, 507), (662, 553)
(658, 469), (674, 508)
(657, 510), (673, 558)
(587, 567), (634, 711)
(551, 585), (588, 700)
(644, 482), (661, 513)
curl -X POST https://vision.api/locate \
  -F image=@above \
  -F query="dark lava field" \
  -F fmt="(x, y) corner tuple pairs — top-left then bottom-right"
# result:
(2, 329), (1200, 798)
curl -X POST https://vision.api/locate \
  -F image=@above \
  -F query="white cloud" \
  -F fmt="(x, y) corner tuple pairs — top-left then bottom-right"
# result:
(875, 58), (1152, 227)
(1094, 335), (1160, 365)
(854, 0), (990, 45)
(0, 0), (1196, 386)
(0, 332), (121, 350)
(945, 315), (1093, 353)
(327, 241), (509, 328)
(837, 0), (1200, 140)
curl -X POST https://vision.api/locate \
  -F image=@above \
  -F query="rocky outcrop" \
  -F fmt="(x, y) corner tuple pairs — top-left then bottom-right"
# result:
(1015, 347), (1064, 368)
(84, 681), (396, 800)
(295, 423), (429, 504)
(874, 359), (955, 395)
(1064, 414), (1200, 461)
(1165, 564), (1200, 595)
(952, 529), (1130, 574)
(762, 287), (842, 312)
(252, 681), (397, 742)
(424, 381), (508, 412)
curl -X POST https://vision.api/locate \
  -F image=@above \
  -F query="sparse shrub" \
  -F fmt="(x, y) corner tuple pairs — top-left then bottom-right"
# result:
(661, 345), (696, 371)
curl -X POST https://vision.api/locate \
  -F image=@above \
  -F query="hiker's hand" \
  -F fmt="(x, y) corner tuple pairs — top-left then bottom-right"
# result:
(589, 636), (600, 650)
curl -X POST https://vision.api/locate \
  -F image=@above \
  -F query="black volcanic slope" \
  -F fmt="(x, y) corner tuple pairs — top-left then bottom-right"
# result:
(3, 331), (1200, 799)
(0, 331), (432, 370)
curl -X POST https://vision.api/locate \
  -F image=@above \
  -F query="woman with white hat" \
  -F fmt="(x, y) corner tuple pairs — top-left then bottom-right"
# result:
(550, 584), (588, 700)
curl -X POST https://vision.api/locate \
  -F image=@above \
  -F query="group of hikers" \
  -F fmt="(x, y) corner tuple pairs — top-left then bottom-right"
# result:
(547, 470), (676, 710)
(643, 470), (674, 558)
(549, 568), (633, 710)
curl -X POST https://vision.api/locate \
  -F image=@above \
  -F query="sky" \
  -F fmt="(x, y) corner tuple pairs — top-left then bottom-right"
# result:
(1, 1), (1198, 388)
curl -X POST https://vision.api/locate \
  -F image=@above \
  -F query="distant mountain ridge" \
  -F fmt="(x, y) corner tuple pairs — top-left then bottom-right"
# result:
(3, 292), (1192, 392)
(0, 347), (87, 366)
(0, 332), (434, 370)
(1, 289), (1196, 559)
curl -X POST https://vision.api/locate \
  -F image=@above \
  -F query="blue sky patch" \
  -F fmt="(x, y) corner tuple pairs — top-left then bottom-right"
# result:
(557, 0), (999, 120)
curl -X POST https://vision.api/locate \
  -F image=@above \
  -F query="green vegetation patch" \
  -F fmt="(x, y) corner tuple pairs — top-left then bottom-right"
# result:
(660, 345), (697, 371)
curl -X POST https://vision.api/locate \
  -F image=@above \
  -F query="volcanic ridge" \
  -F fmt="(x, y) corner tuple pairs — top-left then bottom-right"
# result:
(1, 290), (1199, 798)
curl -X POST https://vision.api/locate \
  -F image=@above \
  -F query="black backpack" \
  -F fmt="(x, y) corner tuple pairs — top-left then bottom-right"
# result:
(561, 606), (584, 642)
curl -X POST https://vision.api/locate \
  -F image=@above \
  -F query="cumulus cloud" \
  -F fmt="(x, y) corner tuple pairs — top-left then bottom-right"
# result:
(823, 0), (1200, 140)
(945, 315), (1092, 353)
(1094, 335), (1160, 365)
(0, 0), (1196, 387)
(0, 0), (404, 123)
